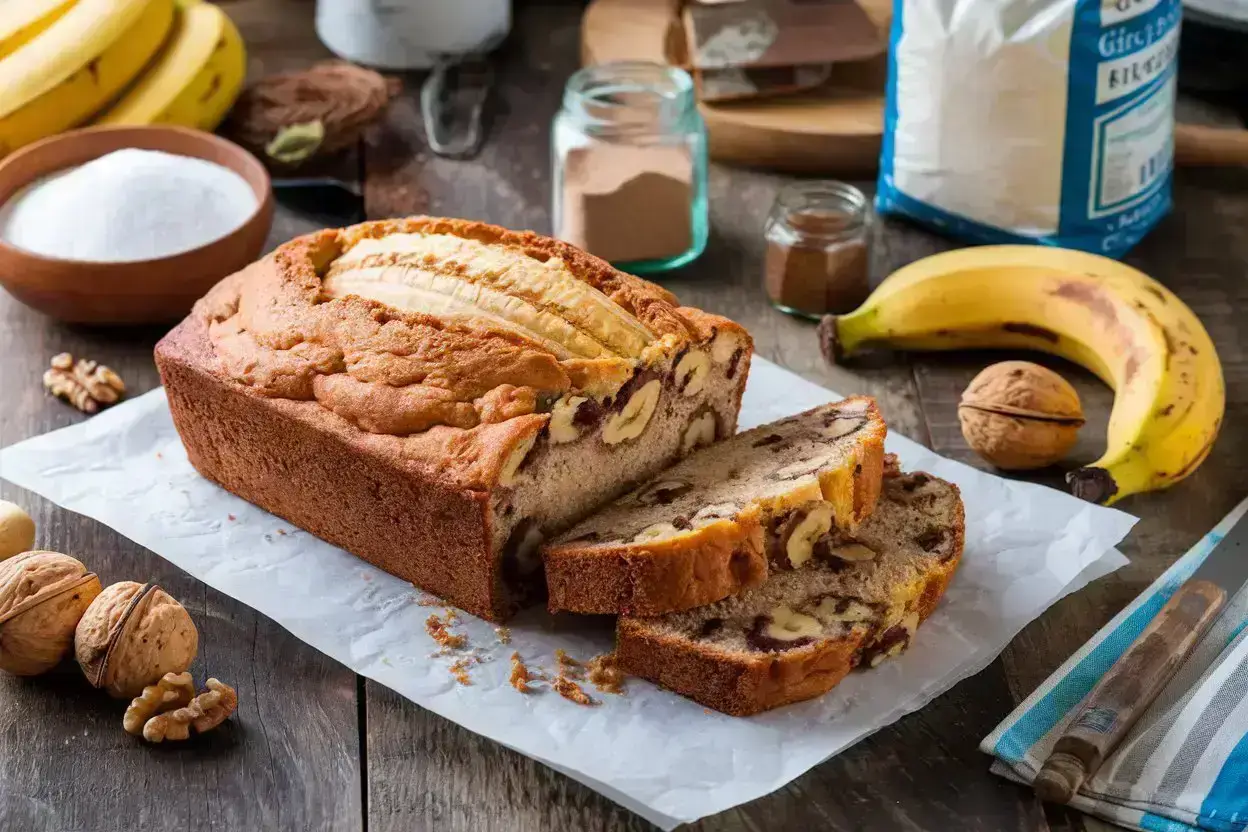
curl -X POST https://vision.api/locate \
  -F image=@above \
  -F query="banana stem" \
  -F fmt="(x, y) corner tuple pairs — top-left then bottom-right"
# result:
(1066, 467), (1119, 505)
(817, 312), (867, 364)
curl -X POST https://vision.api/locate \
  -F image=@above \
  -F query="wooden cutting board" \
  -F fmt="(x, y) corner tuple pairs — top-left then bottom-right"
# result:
(581, 0), (1248, 174)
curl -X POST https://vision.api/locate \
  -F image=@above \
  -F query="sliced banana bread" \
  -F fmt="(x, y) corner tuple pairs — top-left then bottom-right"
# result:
(156, 217), (751, 622)
(542, 398), (887, 616)
(615, 468), (964, 716)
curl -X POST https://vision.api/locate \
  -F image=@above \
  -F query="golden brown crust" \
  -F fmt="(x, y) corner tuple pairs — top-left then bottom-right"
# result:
(545, 516), (770, 617)
(157, 317), (509, 618)
(614, 485), (965, 716)
(544, 400), (887, 615)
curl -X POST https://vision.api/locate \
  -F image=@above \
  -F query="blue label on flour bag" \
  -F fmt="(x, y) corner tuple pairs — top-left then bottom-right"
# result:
(877, 0), (1179, 258)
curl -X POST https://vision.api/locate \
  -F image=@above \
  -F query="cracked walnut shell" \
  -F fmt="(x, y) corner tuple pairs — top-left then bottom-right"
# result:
(959, 361), (1085, 470)
(74, 581), (199, 699)
(0, 551), (102, 676)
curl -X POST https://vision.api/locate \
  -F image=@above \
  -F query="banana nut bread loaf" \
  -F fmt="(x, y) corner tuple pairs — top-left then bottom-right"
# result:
(543, 398), (886, 616)
(154, 217), (752, 622)
(616, 467), (964, 716)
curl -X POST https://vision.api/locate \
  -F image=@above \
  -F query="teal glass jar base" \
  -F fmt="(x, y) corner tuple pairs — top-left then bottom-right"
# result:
(768, 299), (823, 322)
(613, 238), (707, 275)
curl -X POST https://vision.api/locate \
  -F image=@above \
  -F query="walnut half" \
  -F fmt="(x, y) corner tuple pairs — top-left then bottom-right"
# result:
(123, 671), (196, 735)
(141, 678), (239, 743)
(42, 354), (125, 414)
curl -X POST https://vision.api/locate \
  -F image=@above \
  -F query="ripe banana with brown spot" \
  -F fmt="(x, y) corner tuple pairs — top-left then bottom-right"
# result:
(95, 0), (246, 131)
(0, 0), (173, 155)
(819, 245), (1224, 505)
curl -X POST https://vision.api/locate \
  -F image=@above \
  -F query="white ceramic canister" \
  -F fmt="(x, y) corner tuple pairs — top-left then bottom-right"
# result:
(315, 0), (511, 70)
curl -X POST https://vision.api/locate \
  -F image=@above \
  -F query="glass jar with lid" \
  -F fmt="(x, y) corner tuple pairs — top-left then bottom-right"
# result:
(763, 181), (872, 319)
(552, 61), (709, 274)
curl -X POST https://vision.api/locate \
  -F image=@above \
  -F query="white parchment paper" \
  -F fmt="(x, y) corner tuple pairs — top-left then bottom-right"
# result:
(0, 358), (1136, 829)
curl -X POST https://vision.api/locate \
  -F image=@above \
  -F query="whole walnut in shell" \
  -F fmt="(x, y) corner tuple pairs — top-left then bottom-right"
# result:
(75, 581), (199, 698)
(0, 551), (102, 675)
(959, 361), (1085, 470)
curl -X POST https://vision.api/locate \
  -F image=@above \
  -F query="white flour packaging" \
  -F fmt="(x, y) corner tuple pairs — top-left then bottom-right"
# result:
(877, 0), (1180, 257)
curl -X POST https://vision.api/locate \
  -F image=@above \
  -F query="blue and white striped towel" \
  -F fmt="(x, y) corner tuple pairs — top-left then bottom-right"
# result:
(983, 497), (1248, 832)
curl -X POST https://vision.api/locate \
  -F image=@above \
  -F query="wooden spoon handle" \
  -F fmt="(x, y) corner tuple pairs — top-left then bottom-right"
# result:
(1175, 123), (1248, 167)
(1033, 579), (1227, 804)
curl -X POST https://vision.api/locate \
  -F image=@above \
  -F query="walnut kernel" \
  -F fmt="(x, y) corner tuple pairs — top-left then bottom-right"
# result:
(43, 354), (125, 414)
(142, 678), (238, 742)
(958, 361), (1084, 470)
(124, 671), (196, 735)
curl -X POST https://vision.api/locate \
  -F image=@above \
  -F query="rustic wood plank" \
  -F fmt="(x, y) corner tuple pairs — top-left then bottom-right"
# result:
(0, 4), (365, 829)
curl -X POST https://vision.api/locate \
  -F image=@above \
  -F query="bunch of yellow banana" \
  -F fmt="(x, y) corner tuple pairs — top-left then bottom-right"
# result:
(95, 0), (246, 130)
(820, 246), (1225, 506)
(0, 0), (245, 156)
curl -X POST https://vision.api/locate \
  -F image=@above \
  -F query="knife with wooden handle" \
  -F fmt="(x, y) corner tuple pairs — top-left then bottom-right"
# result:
(1033, 514), (1248, 804)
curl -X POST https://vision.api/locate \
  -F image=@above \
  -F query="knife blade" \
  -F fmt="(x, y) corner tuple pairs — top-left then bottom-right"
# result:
(1189, 512), (1248, 594)
(1033, 512), (1248, 804)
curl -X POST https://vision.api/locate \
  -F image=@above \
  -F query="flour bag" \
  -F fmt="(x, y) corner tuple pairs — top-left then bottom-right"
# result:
(876, 0), (1180, 257)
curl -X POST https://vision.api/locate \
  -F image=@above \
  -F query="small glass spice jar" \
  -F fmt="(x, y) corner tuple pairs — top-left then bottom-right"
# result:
(552, 61), (709, 274)
(763, 181), (872, 319)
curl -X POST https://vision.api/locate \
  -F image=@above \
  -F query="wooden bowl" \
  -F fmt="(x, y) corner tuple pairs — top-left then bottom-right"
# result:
(0, 125), (274, 325)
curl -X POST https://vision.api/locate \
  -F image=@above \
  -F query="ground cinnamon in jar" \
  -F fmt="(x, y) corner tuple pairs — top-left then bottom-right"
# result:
(559, 144), (694, 265)
(763, 182), (871, 319)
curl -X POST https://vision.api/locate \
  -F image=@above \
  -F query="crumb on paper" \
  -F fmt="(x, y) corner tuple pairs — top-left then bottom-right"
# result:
(449, 656), (476, 686)
(509, 652), (534, 693)
(552, 675), (597, 706)
(277, 529), (287, 536)
(555, 648), (585, 680)
(587, 653), (625, 695)
(425, 613), (466, 650)
(495, 626), (511, 645)
(227, 514), (236, 522)
(416, 597), (444, 607)
(155, 451), (163, 460)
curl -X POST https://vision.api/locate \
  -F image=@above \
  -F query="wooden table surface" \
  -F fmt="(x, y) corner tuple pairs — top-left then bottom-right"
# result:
(2, 2), (1246, 830)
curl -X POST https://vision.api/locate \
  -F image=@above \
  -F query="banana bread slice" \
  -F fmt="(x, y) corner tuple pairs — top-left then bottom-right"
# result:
(615, 468), (964, 716)
(543, 398), (886, 616)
